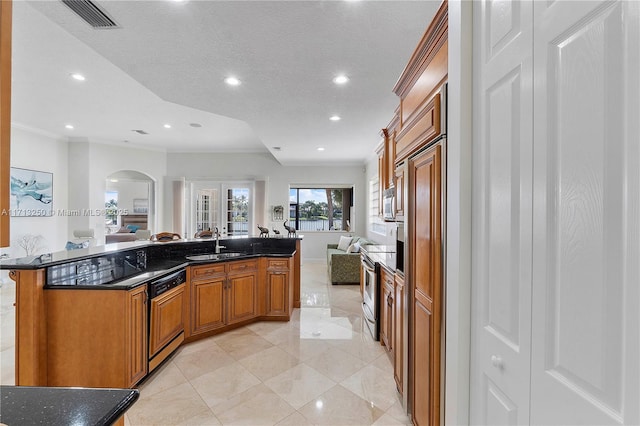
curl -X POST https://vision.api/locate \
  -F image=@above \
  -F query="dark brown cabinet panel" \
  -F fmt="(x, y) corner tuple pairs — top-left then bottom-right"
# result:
(410, 143), (442, 426)
(394, 273), (405, 394)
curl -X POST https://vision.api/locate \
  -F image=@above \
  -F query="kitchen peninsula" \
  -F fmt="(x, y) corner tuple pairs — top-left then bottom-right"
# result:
(0, 236), (302, 389)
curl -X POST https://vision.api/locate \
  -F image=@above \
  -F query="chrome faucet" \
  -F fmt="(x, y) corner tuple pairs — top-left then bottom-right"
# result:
(214, 227), (226, 254)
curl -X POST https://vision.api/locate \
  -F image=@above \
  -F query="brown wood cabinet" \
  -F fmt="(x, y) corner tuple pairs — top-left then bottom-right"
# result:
(189, 259), (258, 336)
(376, 140), (386, 216)
(149, 283), (185, 358)
(227, 260), (258, 324)
(0, 0), (12, 247)
(393, 272), (405, 395)
(379, 265), (394, 354)
(394, 163), (406, 221)
(265, 258), (292, 317)
(126, 285), (148, 387)
(46, 285), (148, 388)
(190, 272), (225, 335)
(410, 142), (442, 426)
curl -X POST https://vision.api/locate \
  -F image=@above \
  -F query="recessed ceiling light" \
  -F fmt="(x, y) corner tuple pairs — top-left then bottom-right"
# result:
(109, 179), (119, 183)
(224, 76), (241, 86)
(329, 115), (341, 121)
(65, 124), (74, 129)
(163, 124), (172, 129)
(333, 75), (349, 85)
(70, 73), (85, 81)
(317, 147), (325, 151)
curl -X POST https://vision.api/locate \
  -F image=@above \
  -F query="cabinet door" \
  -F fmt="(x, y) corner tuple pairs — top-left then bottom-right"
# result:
(266, 270), (289, 316)
(191, 277), (225, 335)
(149, 283), (185, 358)
(227, 272), (257, 324)
(394, 164), (405, 221)
(394, 273), (405, 394)
(126, 285), (148, 387)
(410, 143), (442, 426)
(380, 267), (394, 353)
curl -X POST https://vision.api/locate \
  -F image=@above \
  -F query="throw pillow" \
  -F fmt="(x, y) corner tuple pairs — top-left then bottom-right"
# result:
(346, 242), (361, 253)
(126, 225), (140, 233)
(117, 227), (130, 233)
(337, 235), (352, 251)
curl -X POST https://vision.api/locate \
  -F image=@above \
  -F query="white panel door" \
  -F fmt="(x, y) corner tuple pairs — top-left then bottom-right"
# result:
(531, 1), (640, 424)
(470, 1), (534, 424)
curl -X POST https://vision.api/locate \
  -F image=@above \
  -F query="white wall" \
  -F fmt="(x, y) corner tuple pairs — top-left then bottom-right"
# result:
(5, 126), (69, 257)
(166, 152), (369, 261)
(69, 141), (166, 243)
(364, 152), (396, 246)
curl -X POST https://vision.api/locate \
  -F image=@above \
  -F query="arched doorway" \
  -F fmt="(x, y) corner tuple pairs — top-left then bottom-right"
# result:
(105, 170), (155, 237)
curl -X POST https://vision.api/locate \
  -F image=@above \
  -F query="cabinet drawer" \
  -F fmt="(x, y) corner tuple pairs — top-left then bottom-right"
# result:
(228, 259), (258, 273)
(267, 259), (289, 270)
(191, 264), (226, 280)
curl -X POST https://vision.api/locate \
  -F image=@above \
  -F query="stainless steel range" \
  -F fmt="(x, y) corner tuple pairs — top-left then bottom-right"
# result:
(361, 245), (396, 340)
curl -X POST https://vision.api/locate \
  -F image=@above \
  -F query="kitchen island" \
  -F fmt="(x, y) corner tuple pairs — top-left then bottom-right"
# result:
(0, 236), (302, 389)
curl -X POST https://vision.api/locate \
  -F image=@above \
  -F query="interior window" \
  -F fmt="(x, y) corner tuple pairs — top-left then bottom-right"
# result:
(289, 187), (353, 232)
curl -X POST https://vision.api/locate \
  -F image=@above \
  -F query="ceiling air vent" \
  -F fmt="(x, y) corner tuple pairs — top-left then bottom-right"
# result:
(61, 0), (119, 29)
(132, 130), (148, 135)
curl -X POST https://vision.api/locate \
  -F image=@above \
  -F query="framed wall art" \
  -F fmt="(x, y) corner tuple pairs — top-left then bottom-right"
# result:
(9, 167), (53, 217)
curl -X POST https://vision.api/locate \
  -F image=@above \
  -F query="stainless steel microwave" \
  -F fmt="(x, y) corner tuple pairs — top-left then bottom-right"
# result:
(382, 188), (395, 220)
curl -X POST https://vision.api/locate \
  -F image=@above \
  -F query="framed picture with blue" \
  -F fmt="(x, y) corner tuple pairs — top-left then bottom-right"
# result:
(9, 167), (53, 217)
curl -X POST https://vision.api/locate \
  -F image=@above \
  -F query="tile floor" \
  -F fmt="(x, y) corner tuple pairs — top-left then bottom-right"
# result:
(0, 261), (411, 425)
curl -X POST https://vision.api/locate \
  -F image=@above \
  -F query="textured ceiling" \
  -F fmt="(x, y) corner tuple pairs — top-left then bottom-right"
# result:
(13, 0), (440, 165)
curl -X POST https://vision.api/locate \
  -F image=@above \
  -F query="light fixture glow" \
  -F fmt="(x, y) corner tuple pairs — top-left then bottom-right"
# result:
(224, 76), (241, 86)
(317, 147), (325, 151)
(70, 73), (85, 81)
(109, 179), (119, 183)
(329, 115), (341, 121)
(333, 75), (349, 85)
(163, 124), (172, 129)
(65, 124), (74, 129)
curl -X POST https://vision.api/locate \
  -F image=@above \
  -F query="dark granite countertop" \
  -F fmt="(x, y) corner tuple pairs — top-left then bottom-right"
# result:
(0, 236), (303, 270)
(0, 385), (139, 426)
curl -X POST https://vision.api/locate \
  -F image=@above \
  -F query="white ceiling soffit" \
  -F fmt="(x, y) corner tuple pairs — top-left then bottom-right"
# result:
(16, 1), (441, 165)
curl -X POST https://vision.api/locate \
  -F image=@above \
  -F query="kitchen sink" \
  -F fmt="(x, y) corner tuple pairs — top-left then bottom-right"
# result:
(186, 252), (245, 261)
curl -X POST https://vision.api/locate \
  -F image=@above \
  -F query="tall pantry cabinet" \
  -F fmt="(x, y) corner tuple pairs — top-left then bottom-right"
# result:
(389, 2), (447, 425)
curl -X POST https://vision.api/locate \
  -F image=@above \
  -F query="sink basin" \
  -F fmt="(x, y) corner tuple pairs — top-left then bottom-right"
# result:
(186, 252), (245, 261)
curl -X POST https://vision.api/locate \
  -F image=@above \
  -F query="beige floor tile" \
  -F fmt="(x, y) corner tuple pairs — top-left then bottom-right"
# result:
(127, 382), (216, 426)
(372, 412), (412, 426)
(382, 399), (412, 425)
(239, 346), (301, 381)
(327, 336), (387, 363)
(371, 352), (394, 374)
(263, 363), (336, 409)
(340, 364), (400, 412)
(190, 362), (261, 409)
(173, 340), (236, 381)
(215, 332), (274, 360)
(278, 335), (334, 362)
(139, 360), (189, 398)
(303, 345), (368, 382)
(213, 383), (295, 425)
(298, 384), (385, 425)
(275, 411), (314, 426)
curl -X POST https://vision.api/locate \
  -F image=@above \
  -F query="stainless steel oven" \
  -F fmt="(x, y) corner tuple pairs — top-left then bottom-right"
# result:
(361, 253), (379, 340)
